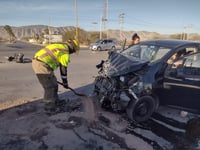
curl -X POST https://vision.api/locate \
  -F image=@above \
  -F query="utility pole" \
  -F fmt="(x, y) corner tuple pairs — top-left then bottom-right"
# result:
(182, 24), (193, 40)
(106, 0), (108, 39)
(74, 0), (78, 40)
(102, 0), (108, 39)
(187, 24), (193, 40)
(182, 26), (187, 40)
(100, 15), (102, 39)
(119, 13), (125, 41)
(48, 18), (51, 44)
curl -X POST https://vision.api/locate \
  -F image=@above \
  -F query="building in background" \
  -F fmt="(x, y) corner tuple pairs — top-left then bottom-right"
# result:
(43, 34), (63, 44)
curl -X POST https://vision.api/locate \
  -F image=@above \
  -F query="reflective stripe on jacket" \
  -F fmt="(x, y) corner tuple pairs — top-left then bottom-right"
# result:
(34, 44), (70, 70)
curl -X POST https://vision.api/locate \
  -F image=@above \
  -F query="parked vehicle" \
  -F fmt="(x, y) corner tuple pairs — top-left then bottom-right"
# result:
(93, 39), (200, 122)
(90, 39), (116, 51)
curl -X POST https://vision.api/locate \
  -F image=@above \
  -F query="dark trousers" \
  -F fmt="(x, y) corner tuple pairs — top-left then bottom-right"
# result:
(32, 59), (59, 109)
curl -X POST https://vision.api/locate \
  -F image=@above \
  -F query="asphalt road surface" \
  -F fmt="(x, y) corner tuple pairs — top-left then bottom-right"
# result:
(1, 41), (200, 150)
(0, 41), (108, 104)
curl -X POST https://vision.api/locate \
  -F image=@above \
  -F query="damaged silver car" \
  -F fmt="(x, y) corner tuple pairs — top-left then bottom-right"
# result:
(93, 39), (200, 123)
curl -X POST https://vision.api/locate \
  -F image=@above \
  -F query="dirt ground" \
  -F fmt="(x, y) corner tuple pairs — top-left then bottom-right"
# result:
(0, 41), (149, 150)
(1, 41), (200, 150)
(0, 93), (154, 150)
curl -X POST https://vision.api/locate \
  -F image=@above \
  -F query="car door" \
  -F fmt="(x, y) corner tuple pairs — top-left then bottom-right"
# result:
(101, 40), (107, 50)
(161, 52), (200, 110)
(107, 40), (114, 49)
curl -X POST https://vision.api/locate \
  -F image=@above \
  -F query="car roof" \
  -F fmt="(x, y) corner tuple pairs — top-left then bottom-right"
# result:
(140, 39), (200, 49)
(101, 39), (114, 41)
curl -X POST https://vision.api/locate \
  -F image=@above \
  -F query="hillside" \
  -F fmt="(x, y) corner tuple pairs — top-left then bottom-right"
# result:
(2, 25), (200, 43)
(0, 25), (164, 42)
(0, 25), (75, 40)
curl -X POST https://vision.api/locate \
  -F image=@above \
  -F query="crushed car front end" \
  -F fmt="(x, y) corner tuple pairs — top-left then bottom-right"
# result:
(94, 50), (162, 122)
(93, 40), (176, 122)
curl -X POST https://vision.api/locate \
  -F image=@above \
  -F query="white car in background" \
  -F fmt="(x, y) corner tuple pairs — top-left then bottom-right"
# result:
(90, 39), (116, 51)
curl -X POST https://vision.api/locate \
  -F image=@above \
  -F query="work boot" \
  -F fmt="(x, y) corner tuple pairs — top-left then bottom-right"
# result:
(44, 107), (62, 115)
(56, 99), (71, 113)
(55, 99), (67, 107)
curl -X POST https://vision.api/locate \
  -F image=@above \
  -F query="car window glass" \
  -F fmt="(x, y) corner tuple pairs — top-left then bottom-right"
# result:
(152, 47), (171, 61)
(122, 44), (141, 58)
(182, 53), (200, 77)
(141, 45), (158, 61)
(167, 47), (198, 64)
(96, 40), (101, 43)
(185, 47), (197, 54)
(165, 53), (200, 79)
(122, 44), (171, 62)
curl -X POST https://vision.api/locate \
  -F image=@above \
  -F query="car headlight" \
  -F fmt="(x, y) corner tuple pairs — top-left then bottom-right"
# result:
(132, 80), (143, 88)
(130, 78), (144, 93)
(120, 76), (125, 82)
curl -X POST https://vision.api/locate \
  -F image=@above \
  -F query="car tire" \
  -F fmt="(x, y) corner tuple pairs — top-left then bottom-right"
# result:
(126, 96), (156, 123)
(97, 47), (101, 51)
(153, 95), (160, 110)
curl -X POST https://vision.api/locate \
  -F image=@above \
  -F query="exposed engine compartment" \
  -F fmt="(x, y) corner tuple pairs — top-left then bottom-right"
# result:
(94, 53), (143, 112)
(93, 51), (158, 123)
(95, 75), (142, 111)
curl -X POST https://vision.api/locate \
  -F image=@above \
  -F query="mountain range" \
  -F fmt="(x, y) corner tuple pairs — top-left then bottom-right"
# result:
(2, 25), (199, 42)
(0, 25), (167, 41)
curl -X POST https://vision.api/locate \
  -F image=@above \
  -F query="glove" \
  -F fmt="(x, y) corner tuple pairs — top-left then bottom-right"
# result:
(62, 81), (68, 89)
(96, 60), (104, 69)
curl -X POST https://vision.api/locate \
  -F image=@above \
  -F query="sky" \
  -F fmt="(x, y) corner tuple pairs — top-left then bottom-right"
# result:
(0, 0), (200, 34)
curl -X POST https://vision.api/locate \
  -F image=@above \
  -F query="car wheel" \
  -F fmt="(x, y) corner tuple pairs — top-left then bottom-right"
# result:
(97, 47), (101, 51)
(126, 96), (156, 123)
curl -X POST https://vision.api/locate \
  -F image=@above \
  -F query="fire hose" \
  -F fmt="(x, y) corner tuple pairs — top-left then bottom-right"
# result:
(57, 81), (87, 97)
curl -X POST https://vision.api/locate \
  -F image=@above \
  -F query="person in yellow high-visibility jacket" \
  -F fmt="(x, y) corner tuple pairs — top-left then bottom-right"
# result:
(32, 39), (80, 115)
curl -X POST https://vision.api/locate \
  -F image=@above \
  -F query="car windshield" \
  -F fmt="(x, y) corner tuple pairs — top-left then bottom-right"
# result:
(122, 44), (172, 62)
(95, 40), (102, 43)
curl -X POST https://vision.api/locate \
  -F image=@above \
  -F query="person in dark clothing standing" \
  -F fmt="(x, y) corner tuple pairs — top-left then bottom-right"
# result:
(128, 33), (140, 47)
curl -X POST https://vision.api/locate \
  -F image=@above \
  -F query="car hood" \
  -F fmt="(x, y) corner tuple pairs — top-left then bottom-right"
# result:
(90, 42), (99, 46)
(106, 52), (149, 77)
(90, 43), (95, 46)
